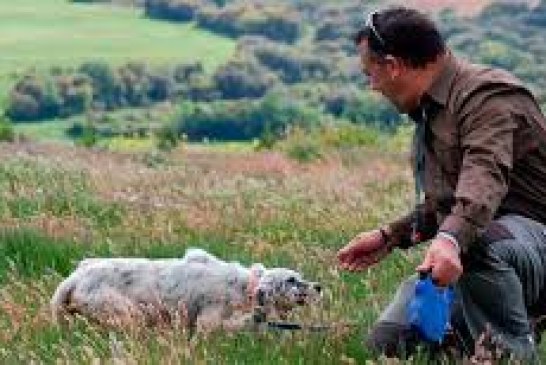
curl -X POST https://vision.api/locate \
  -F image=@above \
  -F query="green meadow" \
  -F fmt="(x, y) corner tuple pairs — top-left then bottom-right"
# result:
(0, 0), (236, 107)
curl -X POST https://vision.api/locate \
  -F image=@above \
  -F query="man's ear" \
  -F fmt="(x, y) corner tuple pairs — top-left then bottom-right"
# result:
(384, 55), (403, 79)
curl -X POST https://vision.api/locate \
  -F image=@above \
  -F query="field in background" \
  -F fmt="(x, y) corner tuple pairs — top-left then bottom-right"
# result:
(0, 0), (236, 108)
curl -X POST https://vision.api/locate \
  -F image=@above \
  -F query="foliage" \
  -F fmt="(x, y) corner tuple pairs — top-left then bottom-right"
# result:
(146, 0), (303, 43)
(277, 122), (396, 162)
(7, 62), (201, 121)
(172, 92), (320, 141)
(324, 87), (402, 130)
(6, 0), (546, 144)
(155, 124), (180, 151)
(0, 116), (14, 142)
(280, 127), (324, 162)
(76, 122), (99, 148)
(144, 0), (200, 22)
(213, 56), (278, 99)
(252, 43), (332, 84)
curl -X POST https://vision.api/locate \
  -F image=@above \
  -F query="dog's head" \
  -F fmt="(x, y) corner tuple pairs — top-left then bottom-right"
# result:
(252, 265), (321, 316)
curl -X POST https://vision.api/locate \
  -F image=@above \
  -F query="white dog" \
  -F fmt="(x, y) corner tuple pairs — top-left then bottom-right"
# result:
(51, 248), (321, 332)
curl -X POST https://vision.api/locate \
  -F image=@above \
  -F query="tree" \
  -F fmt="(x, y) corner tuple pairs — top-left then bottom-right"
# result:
(213, 57), (277, 99)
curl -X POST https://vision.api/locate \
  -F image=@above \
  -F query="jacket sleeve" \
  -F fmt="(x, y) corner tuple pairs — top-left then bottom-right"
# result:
(388, 197), (439, 249)
(439, 94), (516, 253)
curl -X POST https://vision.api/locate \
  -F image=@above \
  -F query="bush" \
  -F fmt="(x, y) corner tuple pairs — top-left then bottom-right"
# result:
(213, 56), (277, 99)
(196, 4), (303, 43)
(172, 92), (320, 142)
(173, 62), (204, 83)
(6, 76), (61, 121)
(325, 87), (402, 130)
(183, 75), (222, 101)
(155, 125), (179, 151)
(276, 123), (391, 162)
(253, 45), (331, 83)
(0, 117), (14, 142)
(144, 0), (200, 22)
(7, 61), (199, 121)
(67, 122), (98, 147)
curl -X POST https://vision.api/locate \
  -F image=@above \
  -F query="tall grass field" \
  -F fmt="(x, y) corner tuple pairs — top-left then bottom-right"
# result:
(1, 138), (543, 363)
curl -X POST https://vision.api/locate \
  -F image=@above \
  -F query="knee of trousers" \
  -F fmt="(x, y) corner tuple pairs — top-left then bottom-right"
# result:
(365, 321), (417, 358)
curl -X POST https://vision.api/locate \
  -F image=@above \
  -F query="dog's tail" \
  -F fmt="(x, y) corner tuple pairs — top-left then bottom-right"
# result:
(50, 275), (78, 324)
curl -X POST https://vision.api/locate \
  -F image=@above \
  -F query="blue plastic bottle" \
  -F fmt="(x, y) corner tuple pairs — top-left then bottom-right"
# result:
(407, 272), (455, 343)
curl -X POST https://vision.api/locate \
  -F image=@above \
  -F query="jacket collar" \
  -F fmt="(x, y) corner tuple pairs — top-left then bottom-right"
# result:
(424, 51), (459, 107)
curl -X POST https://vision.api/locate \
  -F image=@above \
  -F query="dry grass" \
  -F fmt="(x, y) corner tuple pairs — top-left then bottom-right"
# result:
(1, 140), (541, 362)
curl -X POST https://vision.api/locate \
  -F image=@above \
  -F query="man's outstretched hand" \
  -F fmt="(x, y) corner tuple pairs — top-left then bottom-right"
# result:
(337, 228), (393, 272)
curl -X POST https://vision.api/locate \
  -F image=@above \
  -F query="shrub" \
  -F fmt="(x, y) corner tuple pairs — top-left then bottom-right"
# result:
(253, 45), (331, 83)
(67, 122), (98, 147)
(155, 125), (179, 151)
(196, 4), (303, 43)
(325, 87), (402, 130)
(213, 56), (277, 99)
(144, 0), (200, 22)
(6, 75), (61, 121)
(0, 117), (14, 142)
(172, 92), (320, 142)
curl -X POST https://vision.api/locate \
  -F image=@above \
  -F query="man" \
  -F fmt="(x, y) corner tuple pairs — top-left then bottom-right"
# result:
(337, 7), (546, 361)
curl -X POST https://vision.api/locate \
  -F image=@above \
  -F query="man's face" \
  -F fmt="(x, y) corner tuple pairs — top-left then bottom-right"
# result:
(358, 40), (414, 112)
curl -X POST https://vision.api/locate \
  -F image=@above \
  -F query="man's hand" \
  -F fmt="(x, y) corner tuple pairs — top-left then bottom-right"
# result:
(416, 237), (463, 286)
(337, 228), (393, 272)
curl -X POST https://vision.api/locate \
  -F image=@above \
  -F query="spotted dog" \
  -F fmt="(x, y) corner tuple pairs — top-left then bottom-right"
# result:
(51, 248), (321, 332)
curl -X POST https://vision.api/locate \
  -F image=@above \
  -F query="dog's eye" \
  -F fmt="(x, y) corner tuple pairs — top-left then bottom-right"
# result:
(286, 277), (297, 284)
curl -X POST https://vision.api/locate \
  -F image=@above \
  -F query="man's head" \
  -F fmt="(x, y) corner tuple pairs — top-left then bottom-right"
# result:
(354, 7), (446, 112)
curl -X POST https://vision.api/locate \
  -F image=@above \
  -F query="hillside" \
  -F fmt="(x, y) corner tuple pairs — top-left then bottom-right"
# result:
(0, 0), (236, 108)
(400, 0), (540, 16)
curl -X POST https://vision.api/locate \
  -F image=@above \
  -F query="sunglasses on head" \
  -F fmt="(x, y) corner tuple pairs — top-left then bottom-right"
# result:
(365, 11), (388, 54)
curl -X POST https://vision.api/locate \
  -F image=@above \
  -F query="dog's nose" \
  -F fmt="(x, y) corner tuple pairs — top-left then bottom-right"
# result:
(313, 284), (322, 293)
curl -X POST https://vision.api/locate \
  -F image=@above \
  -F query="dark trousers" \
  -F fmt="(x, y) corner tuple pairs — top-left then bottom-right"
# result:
(367, 215), (546, 362)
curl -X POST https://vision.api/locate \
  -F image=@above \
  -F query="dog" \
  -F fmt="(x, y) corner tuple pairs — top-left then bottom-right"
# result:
(50, 248), (321, 332)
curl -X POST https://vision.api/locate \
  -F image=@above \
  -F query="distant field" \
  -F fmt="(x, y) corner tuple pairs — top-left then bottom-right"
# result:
(13, 119), (74, 142)
(0, 0), (236, 107)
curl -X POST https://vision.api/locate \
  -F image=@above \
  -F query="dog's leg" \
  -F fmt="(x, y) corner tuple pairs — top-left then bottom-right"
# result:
(73, 287), (143, 328)
(221, 311), (255, 332)
(196, 307), (225, 333)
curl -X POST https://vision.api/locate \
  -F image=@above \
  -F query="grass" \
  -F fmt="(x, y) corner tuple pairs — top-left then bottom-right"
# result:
(11, 119), (75, 142)
(0, 0), (236, 108)
(0, 139), (544, 362)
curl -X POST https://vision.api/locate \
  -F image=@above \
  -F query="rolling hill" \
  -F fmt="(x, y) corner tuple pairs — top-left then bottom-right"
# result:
(0, 0), (236, 108)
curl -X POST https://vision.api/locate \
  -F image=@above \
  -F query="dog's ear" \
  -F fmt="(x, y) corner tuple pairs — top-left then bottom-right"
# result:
(250, 263), (266, 278)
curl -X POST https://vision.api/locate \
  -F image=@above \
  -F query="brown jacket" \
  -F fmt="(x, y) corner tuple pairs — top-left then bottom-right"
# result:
(389, 53), (546, 253)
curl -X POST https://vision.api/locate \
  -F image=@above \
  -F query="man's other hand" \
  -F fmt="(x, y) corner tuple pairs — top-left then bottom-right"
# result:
(337, 228), (393, 272)
(416, 237), (463, 286)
